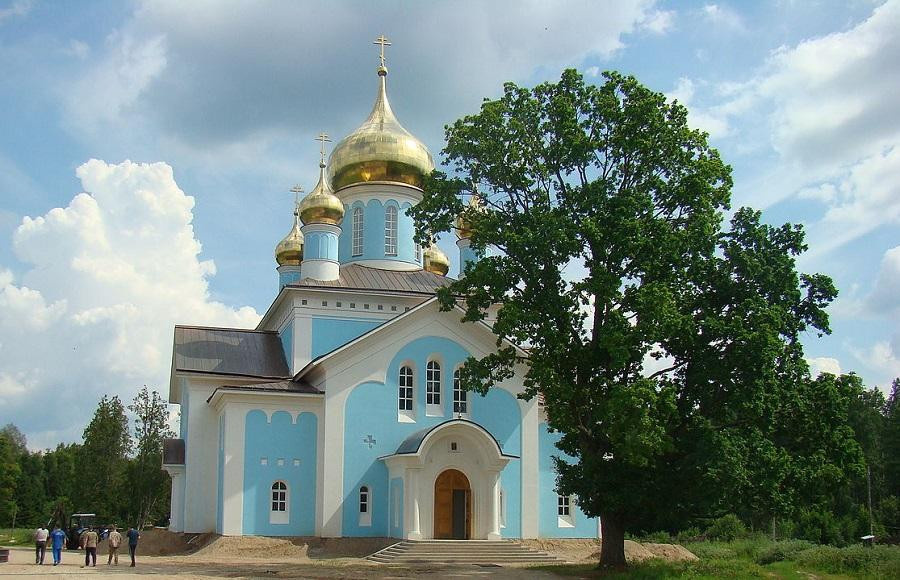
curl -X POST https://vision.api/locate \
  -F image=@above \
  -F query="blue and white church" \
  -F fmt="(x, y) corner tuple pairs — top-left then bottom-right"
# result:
(164, 43), (599, 542)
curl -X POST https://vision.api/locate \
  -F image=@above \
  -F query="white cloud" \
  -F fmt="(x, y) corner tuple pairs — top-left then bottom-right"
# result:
(0, 0), (33, 24)
(584, 66), (601, 77)
(868, 245), (900, 317)
(1, 159), (259, 448)
(807, 356), (842, 377)
(702, 3), (744, 30)
(851, 340), (900, 392)
(640, 9), (676, 34)
(666, 77), (731, 138)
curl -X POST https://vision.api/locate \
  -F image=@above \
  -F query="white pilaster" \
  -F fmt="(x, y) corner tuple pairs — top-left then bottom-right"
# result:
(487, 470), (501, 540)
(221, 406), (246, 535)
(163, 466), (185, 532)
(520, 397), (539, 538)
(320, 389), (347, 537)
(407, 468), (422, 540)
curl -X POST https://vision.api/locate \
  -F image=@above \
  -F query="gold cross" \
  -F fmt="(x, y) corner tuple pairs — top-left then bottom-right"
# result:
(373, 34), (391, 68)
(315, 132), (331, 164)
(290, 185), (304, 206)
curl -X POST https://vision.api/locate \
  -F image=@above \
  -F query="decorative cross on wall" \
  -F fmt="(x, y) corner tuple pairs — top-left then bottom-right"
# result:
(363, 434), (377, 448)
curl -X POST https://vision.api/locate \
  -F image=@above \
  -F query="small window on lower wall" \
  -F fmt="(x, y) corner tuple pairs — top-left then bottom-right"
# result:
(270, 481), (289, 525)
(557, 494), (574, 528)
(359, 485), (372, 527)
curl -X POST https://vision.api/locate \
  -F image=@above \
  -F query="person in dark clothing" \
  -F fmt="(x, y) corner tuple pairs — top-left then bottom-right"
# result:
(126, 527), (140, 567)
(81, 527), (98, 567)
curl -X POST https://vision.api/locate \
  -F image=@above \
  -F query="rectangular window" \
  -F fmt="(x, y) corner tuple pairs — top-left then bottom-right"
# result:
(558, 494), (574, 528)
(426, 360), (442, 416)
(384, 205), (398, 256)
(557, 495), (570, 516)
(352, 207), (364, 256)
(452, 369), (468, 415)
(398, 366), (414, 412)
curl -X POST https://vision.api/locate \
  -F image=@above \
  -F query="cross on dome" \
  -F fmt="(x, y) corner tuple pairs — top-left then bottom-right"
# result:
(315, 132), (331, 167)
(289, 185), (304, 208)
(373, 34), (391, 70)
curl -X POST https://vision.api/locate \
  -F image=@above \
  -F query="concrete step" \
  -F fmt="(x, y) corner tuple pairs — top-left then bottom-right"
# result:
(366, 540), (567, 565)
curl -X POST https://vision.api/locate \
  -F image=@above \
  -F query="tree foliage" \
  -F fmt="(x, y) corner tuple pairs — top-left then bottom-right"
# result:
(410, 69), (863, 566)
(75, 395), (131, 522)
(125, 386), (174, 528)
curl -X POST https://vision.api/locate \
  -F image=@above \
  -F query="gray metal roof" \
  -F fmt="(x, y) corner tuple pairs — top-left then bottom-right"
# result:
(289, 263), (454, 294)
(162, 438), (185, 465)
(390, 419), (519, 458)
(173, 326), (290, 379)
(215, 380), (323, 396)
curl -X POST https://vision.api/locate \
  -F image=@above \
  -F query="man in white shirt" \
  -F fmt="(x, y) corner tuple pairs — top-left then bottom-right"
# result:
(33, 526), (49, 565)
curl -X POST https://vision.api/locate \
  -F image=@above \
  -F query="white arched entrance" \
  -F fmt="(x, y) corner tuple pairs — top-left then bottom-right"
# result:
(381, 419), (516, 540)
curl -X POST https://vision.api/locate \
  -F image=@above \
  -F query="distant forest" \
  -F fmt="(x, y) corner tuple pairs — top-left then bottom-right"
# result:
(0, 386), (173, 530)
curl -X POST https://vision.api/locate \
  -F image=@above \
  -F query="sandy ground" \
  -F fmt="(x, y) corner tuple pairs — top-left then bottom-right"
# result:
(0, 531), (697, 578)
(0, 545), (561, 579)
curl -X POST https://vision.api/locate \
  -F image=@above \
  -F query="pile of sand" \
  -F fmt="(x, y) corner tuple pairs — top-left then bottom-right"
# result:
(520, 538), (697, 564)
(94, 529), (216, 556)
(186, 535), (394, 561)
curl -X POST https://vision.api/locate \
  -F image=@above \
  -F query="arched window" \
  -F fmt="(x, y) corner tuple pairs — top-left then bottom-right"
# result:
(398, 365), (414, 415)
(452, 368), (468, 415)
(359, 485), (372, 527)
(384, 205), (398, 256)
(426, 360), (442, 416)
(352, 206), (364, 256)
(270, 481), (289, 524)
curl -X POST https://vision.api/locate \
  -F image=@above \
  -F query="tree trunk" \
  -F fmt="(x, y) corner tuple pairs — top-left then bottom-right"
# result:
(599, 512), (627, 569)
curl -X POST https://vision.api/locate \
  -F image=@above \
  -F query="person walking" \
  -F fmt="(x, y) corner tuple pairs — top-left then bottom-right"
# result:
(106, 525), (122, 565)
(49, 525), (66, 566)
(126, 526), (140, 567)
(82, 527), (98, 567)
(33, 525), (48, 564)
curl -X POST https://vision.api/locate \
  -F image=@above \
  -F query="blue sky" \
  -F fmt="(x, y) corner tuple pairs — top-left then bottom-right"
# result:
(1, 0), (898, 449)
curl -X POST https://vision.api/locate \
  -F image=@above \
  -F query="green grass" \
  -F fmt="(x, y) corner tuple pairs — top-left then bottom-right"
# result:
(533, 539), (900, 579)
(0, 528), (33, 546)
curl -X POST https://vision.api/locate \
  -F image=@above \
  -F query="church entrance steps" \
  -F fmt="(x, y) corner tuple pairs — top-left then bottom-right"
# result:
(366, 539), (567, 565)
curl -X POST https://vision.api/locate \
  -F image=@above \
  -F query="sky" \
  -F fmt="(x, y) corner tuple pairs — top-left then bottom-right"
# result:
(1, 0), (898, 450)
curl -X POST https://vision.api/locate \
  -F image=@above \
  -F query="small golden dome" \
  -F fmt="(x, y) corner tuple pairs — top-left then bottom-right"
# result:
(456, 193), (485, 239)
(328, 68), (434, 191)
(423, 243), (450, 276)
(275, 210), (304, 266)
(299, 162), (345, 225)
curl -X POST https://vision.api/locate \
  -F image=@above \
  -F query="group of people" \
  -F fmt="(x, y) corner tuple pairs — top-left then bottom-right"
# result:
(32, 524), (141, 567)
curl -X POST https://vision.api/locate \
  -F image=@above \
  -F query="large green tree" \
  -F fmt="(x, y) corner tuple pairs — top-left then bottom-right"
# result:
(0, 431), (21, 526)
(125, 386), (173, 528)
(410, 70), (853, 566)
(75, 395), (131, 521)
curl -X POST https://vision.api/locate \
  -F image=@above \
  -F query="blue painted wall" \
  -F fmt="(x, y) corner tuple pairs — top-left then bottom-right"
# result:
(310, 316), (381, 359)
(337, 199), (418, 268)
(242, 410), (317, 536)
(279, 320), (294, 373)
(342, 335), (523, 538)
(458, 244), (481, 275)
(304, 229), (339, 261)
(390, 477), (404, 538)
(217, 415), (224, 533)
(279, 268), (301, 289)
(538, 423), (598, 538)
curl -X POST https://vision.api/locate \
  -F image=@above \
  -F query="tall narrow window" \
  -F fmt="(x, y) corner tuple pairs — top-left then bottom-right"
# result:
(452, 368), (468, 415)
(352, 206), (364, 256)
(270, 481), (288, 524)
(426, 360), (442, 416)
(359, 485), (371, 526)
(557, 494), (574, 527)
(384, 205), (398, 256)
(398, 365), (414, 420)
(415, 243), (421, 263)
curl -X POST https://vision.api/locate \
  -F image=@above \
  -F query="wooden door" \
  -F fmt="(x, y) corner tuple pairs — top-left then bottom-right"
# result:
(434, 469), (471, 539)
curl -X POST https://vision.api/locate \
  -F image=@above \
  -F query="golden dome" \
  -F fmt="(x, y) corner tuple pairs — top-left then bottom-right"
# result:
(328, 67), (434, 191)
(275, 209), (304, 266)
(299, 162), (345, 225)
(456, 193), (485, 239)
(423, 243), (450, 276)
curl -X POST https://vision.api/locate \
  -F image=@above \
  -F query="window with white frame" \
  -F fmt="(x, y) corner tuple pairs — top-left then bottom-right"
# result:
(384, 205), (398, 256)
(352, 206), (364, 256)
(452, 368), (468, 416)
(398, 365), (414, 421)
(557, 494), (574, 528)
(359, 485), (371, 527)
(270, 481), (289, 524)
(426, 360), (442, 416)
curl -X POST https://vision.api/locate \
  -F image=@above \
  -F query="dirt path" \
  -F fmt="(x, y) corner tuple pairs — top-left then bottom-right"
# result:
(0, 546), (561, 579)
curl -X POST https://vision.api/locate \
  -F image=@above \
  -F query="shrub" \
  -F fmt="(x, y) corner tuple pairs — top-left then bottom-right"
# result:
(688, 542), (737, 560)
(675, 526), (702, 543)
(794, 544), (900, 575)
(755, 539), (816, 565)
(705, 514), (747, 541)
(640, 531), (673, 543)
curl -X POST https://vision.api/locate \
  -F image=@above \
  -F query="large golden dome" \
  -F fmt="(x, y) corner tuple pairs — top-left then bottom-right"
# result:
(299, 162), (345, 225)
(275, 209), (304, 266)
(423, 243), (450, 276)
(328, 67), (434, 191)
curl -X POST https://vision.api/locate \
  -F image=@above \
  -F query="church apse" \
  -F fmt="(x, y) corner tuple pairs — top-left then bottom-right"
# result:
(242, 410), (317, 536)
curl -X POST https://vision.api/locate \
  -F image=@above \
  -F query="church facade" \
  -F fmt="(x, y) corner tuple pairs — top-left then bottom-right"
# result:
(163, 45), (600, 541)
